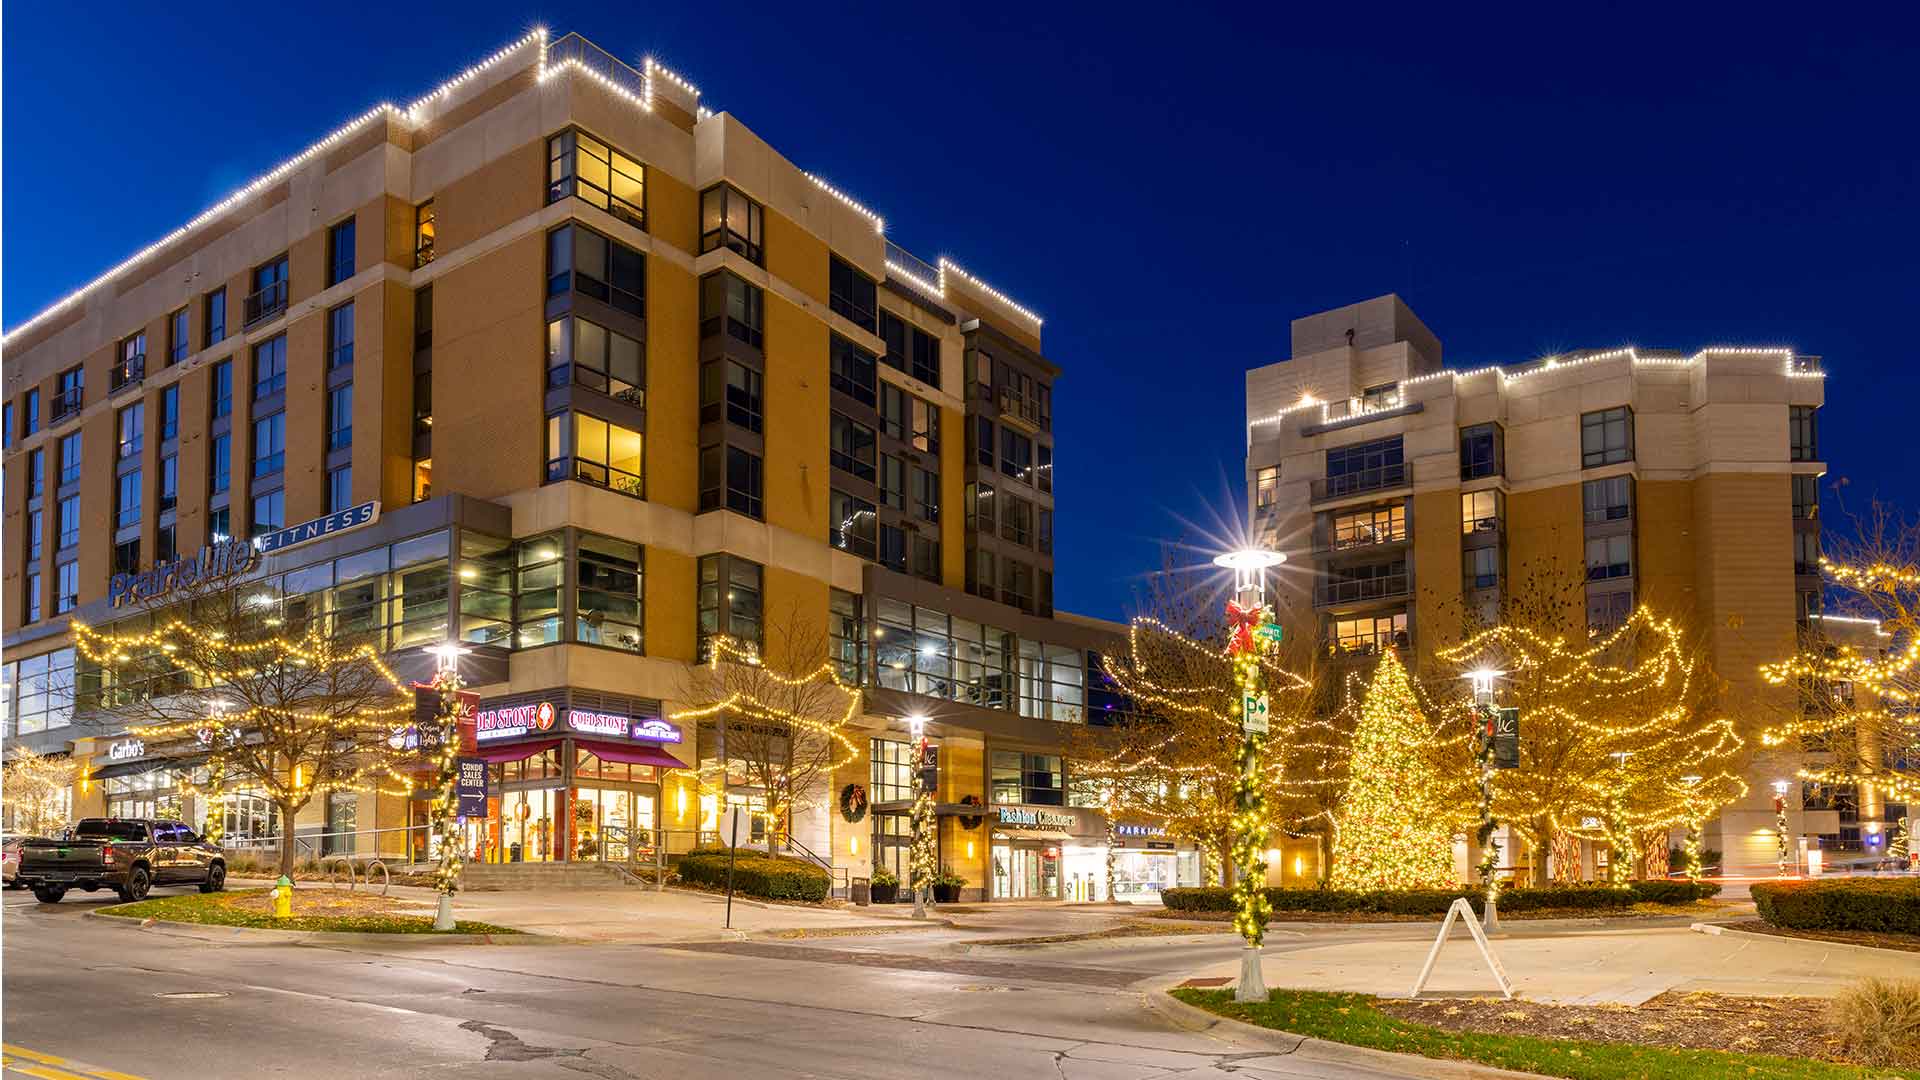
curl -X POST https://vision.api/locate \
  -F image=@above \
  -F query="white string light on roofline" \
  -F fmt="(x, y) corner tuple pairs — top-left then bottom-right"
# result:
(802, 172), (886, 233)
(938, 258), (1043, 326)
(643, 56), (700, 96)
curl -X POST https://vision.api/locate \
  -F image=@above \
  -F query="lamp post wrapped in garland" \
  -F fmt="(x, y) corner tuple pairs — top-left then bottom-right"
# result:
(425, 644), (470, 931)
(1214, 547), (1285, 1004)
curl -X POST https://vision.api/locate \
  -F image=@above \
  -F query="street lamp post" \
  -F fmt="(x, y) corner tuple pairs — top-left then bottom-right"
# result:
(1213, 547), (1285, 1004)
(425, 643), (471, 931)
(906, 713), (932, 919)
(1771, 779), (1792, 877)
(1466, 668), (1503, 931)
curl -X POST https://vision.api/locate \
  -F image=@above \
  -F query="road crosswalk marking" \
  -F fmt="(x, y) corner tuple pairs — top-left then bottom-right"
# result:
(3, 1045), (149, 1080)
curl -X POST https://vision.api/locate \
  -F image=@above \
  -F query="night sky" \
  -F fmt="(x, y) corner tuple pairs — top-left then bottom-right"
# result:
(6, 5), (1915, 620)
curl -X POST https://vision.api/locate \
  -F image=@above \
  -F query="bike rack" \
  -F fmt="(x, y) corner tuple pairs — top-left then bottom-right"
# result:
(365, 860), (391, 896)
(323, 857), (357, 892)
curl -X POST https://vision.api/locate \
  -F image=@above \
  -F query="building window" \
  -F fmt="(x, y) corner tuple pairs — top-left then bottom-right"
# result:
(576, 534), (643, 652)
(990, 751), (1064, 806)
(829, 256), (877, 332)
(546, 224), (645, 317)
(160, 385), (179, 442)
(1331, 612), (1408, 654)
(327, 302), (355, 369)
(869, 738), (913, 802)
(23, 571), (42, 623)
(327, 217), (356, 287)
(208, 506), (230, 543)
(910, 397), (940, 454)
(699, 271), (763, 348)
(879, 312), (941, 387)
(1331, 504), (1405, 549)
(878, 453), (906, 510)
(999, 428), (1033, 483)
(27, 507), (43, 562)
(878, 384), (907, 442)
(209, 432), (231, 494)
(1585, 534), (1633, 580)
(1460, 423), (1503, 480)
(117, 402), (144, 460)
(113, 537), (140, 576)
(830, 491), (878, 558)
(547, 315), (644, 402)
(1790, 406), (1818, 462)
(1324, 435), (1405, 496)
(27, 449), (44, 499)
(830, 335), (877, 406)
(697, 555), (762, 657)
(877, 524), (907, 573)
(204, 288), (227, 347)
(246, 254), (290, 325)
(54, 366), (83, 420)
(700, 183), (762, 263)
(154, 523), (177, 565)
(1461, 489), (1501, 534)
(57, 495), (80, 549)
(327, 385), (353, 451)
(1582, 475), (1633, 523)
(55, 561), (79, 614)
(969, 548), (996, 599)
(168, 307), (190, 366)
(912, 535), (940, 583)
(1001, 558), (1036, 612)
(913, 466), (940, 524)
(1256, 466), (1279, 511)
(829, 591), (865, 682)
(1795, 530), (1821, 576)
(1580, 406), (1633, 467)
(547, 130), (645, 228)
(211, 359), (232, 418)
(966, 481), (996, 535)
(414, 201), (436, 267)
(22, 388), (39, 437)
(700, 360), (762, 432)
(1792, 474), (1819, 520)
(253, 413), (285, 478)
(327, 465), (352, 514)
(546, 412), (643, 496)
(158, 455), (178, 513)
(1035, 444), (1054, 496)
(1464, 547), (1500, 590)
(830, 413), (877, 482)
(253, 335), (287, 399)
(251, 489), (285, 532)
(58, 432), (82, 486)
(114, 332), (147, 390)
(972, 351), (993, 401)
(1587, 589), (1633, 636)
(973, 416), (995, 469)
(699, 444), (763, 518)
(413, 459), (432, 503)
(1000, 493), (1033, 546)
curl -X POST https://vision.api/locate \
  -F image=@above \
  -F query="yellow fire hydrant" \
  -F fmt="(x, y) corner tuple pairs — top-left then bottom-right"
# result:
(273, 875), (293, 918)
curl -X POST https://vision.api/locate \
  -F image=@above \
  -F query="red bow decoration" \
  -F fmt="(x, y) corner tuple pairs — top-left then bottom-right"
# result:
(1226, 600), (1267, 655)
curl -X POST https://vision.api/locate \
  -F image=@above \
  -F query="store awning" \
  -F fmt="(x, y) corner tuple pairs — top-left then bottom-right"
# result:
(474, 738), (562, 764)
(575, 739), (684, 769)
(991, 829), (1074, 841)
(87, 754), (208, 781)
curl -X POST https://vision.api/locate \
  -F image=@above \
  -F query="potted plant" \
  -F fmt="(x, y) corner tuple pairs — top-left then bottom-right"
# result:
(933, 866), (967, 904)
(870, 866), (900, 904)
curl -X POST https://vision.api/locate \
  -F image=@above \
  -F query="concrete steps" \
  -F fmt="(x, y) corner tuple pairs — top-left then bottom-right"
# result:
(458, 861), (652, 890)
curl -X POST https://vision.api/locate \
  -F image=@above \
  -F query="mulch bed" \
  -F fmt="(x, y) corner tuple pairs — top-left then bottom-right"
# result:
(1380, 991), (1857, 1064)
(1721, 919), (1920, 954)
(223, 887), (431, 918)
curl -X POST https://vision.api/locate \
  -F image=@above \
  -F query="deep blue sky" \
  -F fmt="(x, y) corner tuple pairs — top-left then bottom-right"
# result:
(6, 5), (1915, 619)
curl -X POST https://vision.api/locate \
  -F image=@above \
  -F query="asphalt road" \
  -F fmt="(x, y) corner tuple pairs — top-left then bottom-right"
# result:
(1, 890), (1449, 1080)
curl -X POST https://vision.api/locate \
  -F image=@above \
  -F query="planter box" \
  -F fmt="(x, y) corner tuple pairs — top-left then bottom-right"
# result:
(933, 883), (963, 904)
(870, 883), (899, 904)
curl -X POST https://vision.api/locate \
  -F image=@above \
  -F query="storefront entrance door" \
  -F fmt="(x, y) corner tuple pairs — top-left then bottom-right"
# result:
(990, 841), (1060, 899)
(501, 788), (561, 862)
(572, 787), (656, 862)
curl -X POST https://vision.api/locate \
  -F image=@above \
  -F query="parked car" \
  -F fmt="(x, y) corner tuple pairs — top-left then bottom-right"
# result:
(2, 835), (24, 888)
(15, 819), (226, 904)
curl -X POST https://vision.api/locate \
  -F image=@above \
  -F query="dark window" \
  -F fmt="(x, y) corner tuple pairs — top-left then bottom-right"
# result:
(327, 466), (352, 514)
(253, 413), (286, 478)
(1460, 423), (1503, 480)
(115, 470), (142, 529)
(1035, 444), (1052, 495)
(414, 201), (436, 267)
(878, 454), (906, 510)
(914, 466), (941, 523)
(700, 183), (762, 263)
(974, 416), (994, 468)
(168, 307), (190, 366)
(58, 432), (82, 485)
(699, 444), (763, 518)
(246, 254), (289, 325)
(547, 130), (645, 229)
(547, 224), (645, 317)
(1322, 435), (1405, 497)
(1790, 406), (1818, 462)
(57, 495), (80, 549)
(1792, 474), (1819, 520)
(154, 523), (177, 565)
(547, 315), (643, 402)
(546, 412), (643, 496)
(999, 428), (1032, 483)
(27, 448), (44, 498)
(160, 385), (179, 441)
(253, 335), (287, 399)
(697, 555), (762, 657)
(204, 288), (226, 347)
(251, 489), (284, 532)
(1039, 508), (1053, 554)
(1464, 547), (1500, 590)
(830, 413), (877, 481)
(117, 402), (144, 460)
(211, 359), (232, 418)
(990, 750), (1064, 806)
(1586, 589), (1633, 636)
(1580, 407), (1633, 467)
(830, 335), (877, 406)
(879, 312), (941, 387)
(700, 272), (763, 348)
(1002, 493), (1033, 546)
(830, 490), (878, 558)
(328, 302), (355, 369)
(878, 383), (907, 441)
(829, 256), (877, 332)
(1795, 530), (1821, 576)
(966, 481), (996, 534)
(22, 388), (40, 437)
(209, 433), (231, 494)
(207, 506), (230, 542)
(877, 523), (906, 572)
(158, 454), (178, 513)
(113, 537), (140, 576)
(700, 360), (762, 432)
(1001, 558), (1035, 612)
(327, 217), (356, 286)
(414, 286), (433, 350)
(1582, 475), (1633, 523)
(327, 385), (353, 451)
(54, 366), (83, 420)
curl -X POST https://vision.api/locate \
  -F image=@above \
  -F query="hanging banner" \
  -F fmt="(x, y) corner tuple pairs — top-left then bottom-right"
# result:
(455, 757), (488, 817)
(1493, 708), (1520, 769)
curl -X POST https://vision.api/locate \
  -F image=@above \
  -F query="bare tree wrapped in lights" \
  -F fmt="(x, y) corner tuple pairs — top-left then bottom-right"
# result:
(2, 747), (79, 837)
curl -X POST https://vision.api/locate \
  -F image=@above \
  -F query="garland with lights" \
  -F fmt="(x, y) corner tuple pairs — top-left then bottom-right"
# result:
(1470, 704), (1502, 907)
(1225, 602), (1279, 945)
(909, 735), (938, 901)
(428, 666), (465, 896)
(1330, 649), (1458, 890)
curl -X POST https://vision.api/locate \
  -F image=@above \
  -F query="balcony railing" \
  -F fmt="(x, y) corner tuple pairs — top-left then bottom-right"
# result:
(50, 387), (83, 422)
(1315, 571), (1410, 607)
(110, 357), (146, 392)
(245, 280), (288, 327)
(885, 241), (942, 293)
(1311, 462), (1408, 502)
(1323, 522), (1408, 552)
(1327, 630), (1411, 657)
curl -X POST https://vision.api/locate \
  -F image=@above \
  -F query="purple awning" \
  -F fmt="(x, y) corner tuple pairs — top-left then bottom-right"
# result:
(576, 739), (686, 769)
(474, 738), (562, 764)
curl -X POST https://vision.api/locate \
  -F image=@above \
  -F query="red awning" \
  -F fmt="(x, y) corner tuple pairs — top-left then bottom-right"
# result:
(474, 738), (562, 764)
(575, 739), (685, 769)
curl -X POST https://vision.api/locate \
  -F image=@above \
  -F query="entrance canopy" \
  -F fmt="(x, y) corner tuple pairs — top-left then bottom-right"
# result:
(992, 829), (1073, 841)
(574, 738), (682, 770)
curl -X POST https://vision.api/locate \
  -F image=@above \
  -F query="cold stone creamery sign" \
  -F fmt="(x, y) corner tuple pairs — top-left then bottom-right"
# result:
(109, 538), (259, 608)
(997, 806), (1078, 830)
(476, 701), (556, 743)
(567, 709), (628, 737)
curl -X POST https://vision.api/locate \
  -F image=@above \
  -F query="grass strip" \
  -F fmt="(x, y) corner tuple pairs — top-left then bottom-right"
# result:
(95, 889), (520, 935)
(1169, 988), (1911, 1080)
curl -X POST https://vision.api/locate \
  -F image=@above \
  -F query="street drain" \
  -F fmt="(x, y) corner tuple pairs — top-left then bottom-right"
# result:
(154, 992), (229, 1000)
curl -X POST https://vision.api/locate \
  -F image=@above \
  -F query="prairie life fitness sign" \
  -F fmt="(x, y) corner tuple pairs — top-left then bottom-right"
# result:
(106, 502), (380, 609)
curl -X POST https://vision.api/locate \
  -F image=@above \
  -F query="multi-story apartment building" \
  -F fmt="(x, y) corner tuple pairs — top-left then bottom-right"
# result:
(1244, 294), (1834, 875)
(0, 30), (1194, 902)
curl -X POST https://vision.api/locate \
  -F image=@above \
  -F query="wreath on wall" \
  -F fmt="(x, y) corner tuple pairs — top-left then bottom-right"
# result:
(958, 793), (985, 830)
(839, 783), (869, 823)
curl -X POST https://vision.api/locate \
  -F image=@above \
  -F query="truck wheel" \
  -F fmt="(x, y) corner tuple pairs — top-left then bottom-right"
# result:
(120, 866), (152, 903)
(200, 863), (226, 894)
(31, 885), (66, 904)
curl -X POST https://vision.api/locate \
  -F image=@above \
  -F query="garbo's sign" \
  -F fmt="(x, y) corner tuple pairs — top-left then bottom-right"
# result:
(106, 738), (147, 762)
(997, 806), (1077, 830)
(108, 539), (258, 608)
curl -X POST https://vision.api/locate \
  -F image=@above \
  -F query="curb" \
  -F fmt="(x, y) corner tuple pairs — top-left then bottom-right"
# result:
(1146, 988), (1541, 1080)
(84, 909), (562, 946)
(1691, 920), (1920, 958)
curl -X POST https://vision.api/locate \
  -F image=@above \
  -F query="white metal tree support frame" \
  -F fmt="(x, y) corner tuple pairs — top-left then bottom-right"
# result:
(1409, 898), (1514, 1000)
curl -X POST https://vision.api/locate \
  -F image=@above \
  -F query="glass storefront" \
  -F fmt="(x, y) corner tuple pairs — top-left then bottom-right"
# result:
(991, 838), (1061, 899)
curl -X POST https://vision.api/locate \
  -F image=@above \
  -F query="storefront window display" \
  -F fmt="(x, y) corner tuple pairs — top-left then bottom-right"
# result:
(991, 840), (1060, 899)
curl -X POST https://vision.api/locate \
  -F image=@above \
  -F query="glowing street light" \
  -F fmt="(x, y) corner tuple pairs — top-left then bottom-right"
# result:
(1212, 548), (1286, 603)
(1215, 546), (1284, 1003)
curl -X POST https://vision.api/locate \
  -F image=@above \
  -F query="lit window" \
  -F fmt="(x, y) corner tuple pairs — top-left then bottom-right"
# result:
(548, 130), (645, 229)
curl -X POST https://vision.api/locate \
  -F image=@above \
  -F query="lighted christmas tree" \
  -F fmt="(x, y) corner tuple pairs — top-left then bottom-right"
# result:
(1330, 649), (1458, 890)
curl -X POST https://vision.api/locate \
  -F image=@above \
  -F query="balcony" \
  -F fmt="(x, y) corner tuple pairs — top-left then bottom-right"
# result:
(1326, 628), (1411, 658)
(1319, 521), (1408, 554)
(110, 357), (145, 393)
(1311, 463), (1408, 503)
(245, 280), (289, 327)
(1315, 570), (1410, 608)
(50, 387), (83, 422)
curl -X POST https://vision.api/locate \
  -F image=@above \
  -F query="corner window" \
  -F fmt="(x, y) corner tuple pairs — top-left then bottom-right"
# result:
(576, 534), (643, 652)
(547, 130), (645, 229)
(700, 360), (762, 432)
(1795, 530), (1820, 576)
(1461, 490), (1501, 534)
(830, 335), (877, 406)
(327, 217), (356, 287)
(413, 201), (436, 267)
(829, 256), (877, 332)
(1464, 547), (1500, 590)
(700, 272), (763, 348)
(830, 413), (876, 481)
(1790, 406), (1818, 462)
(999, 428), (1032, 483)
(700, 183), (762, 263)
(966, 481), (996, 534)
(1580, 407), (1633, 467)
(697, 555), (762, 657)
(1460, 423), (1503, 480)
(830, 490), (878, 558)
(1582, 475), (1633, 523)
(1255, 466), (1279, 510)
(699, 444), (763, 518)
(1792, 474), (1819, 520)
(546, 224), (644, 317)
(328, 302), (355, 369)
(547, 315), (643, 402)
(1585, 534), (1633, 580)
(546, 412), (643, 496)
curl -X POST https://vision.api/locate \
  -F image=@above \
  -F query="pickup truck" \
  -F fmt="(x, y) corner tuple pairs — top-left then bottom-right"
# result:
(16, 819), (227, 904)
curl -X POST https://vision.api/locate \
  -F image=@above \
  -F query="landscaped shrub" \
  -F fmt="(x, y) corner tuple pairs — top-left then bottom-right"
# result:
(1626, 878), (1721, 905)
(1753, 878), (1920, 935)
(675, 846), (830, 902)
(1160, 880), (1715, 918)
(1830, 977), (1920, 1067)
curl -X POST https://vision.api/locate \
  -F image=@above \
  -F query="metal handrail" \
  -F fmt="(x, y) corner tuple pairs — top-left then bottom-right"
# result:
(1316, 572), (1410, 606)
(782, 835), (850, 897)
(244, 281), (288, 326)
(1312, 462), (1408, 502)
